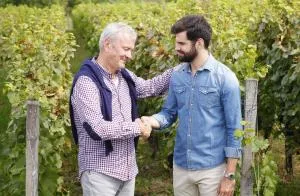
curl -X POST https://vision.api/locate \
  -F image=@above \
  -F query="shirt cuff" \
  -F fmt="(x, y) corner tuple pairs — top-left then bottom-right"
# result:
(152, 114), (168, 129)
(224, 147), (242, 158)
(122, 121), (141, 137)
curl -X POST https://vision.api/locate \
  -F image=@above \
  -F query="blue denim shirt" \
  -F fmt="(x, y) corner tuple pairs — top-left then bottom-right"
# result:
(153, 55), (242, 170)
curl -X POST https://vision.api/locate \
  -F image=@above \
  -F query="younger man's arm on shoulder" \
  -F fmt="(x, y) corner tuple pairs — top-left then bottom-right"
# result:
(127, 68), (173, 98)
(127, 63), (184, 98)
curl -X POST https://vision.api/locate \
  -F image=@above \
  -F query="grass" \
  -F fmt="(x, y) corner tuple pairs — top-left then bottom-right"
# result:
(135, 139), (173, 196)
(271, 137), (300, 196)
(60, 33), (93, 196)
(135, 136), (300, 196)
(276, 177), (300, 196)
(70, 35), (93, 74)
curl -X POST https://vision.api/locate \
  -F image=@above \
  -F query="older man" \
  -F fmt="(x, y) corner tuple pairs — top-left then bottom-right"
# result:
(69, 22), (173, 195)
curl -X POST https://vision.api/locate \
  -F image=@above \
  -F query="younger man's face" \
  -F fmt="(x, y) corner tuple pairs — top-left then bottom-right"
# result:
(174, 31), (198, 63)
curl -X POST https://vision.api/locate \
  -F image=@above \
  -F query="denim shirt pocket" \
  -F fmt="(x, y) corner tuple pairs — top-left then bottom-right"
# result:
(198, 86), (220, 108)
(174, 86), (187, 106)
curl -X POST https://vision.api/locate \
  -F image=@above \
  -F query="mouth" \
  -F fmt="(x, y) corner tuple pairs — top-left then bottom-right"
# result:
(176, 51), (185, 56)
(120, 56), (128, 62)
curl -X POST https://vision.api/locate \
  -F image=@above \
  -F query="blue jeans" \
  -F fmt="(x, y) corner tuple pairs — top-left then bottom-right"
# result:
(81, 171), (135, 196)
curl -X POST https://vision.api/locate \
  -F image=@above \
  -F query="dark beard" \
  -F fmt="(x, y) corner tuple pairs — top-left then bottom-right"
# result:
(178, 44), (197, 62)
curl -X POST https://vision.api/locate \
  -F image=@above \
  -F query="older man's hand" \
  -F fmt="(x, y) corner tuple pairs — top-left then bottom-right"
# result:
(135, 118), (152, 139)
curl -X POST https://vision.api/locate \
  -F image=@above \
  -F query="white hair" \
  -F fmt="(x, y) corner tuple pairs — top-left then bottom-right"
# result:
(99, 22), (137, 51)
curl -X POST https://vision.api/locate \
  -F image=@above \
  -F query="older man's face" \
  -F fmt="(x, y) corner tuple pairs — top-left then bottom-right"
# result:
(107, 33), (136, 71)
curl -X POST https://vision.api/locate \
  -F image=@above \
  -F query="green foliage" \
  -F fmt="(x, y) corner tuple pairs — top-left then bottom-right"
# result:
(71, 0), (269, 127)
(0, 66), (10, 137)
(71, 0), (297, 194)
(257, 0), (299, 142)
(235, 127), (279, 196)
(135, 137), (173, 195)
(0, 0), (298, 195)
(72, 1), (187, 136)
(68, 0), (117, 8)
(72, 0), (272, 89)
(0, 5), (77, 195)
(201, 0), (270, 83)
(276, 176), (300, 196)
(0, 0), (68, 7)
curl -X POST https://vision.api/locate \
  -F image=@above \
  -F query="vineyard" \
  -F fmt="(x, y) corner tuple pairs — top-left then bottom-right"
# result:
(0, 0), (299, 195)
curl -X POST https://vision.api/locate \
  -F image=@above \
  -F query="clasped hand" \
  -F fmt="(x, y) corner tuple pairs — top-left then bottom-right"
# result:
(135, 118), (152, 140)
(135, 116), (160, 140)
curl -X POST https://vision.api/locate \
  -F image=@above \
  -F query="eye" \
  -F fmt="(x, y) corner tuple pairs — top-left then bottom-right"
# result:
(177, 42), (185, 46)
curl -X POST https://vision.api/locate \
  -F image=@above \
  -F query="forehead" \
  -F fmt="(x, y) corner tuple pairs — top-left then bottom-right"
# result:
(114, 33), (136, 48)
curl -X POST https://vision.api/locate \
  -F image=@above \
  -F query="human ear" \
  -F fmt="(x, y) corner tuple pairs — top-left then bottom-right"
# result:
(103, 39), (112, 50)
(196, 38), (205, 49)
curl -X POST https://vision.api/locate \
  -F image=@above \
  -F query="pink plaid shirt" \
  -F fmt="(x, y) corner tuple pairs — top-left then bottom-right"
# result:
(71, 59), (172, 181)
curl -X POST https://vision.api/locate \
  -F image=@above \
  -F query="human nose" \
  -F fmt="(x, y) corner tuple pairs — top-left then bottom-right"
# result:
(175, 43), (180, 51)
(126, 51), (132, 60)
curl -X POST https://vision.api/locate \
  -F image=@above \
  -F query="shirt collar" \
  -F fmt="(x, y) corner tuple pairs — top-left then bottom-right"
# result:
(92, 57), (119, 80)
(183, 54), (215, 73)
(199, 54), (214, 72)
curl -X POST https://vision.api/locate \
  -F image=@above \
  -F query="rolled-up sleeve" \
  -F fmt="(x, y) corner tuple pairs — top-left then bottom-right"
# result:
(221, 72), (243, 158)
(152, 81), (178, 130)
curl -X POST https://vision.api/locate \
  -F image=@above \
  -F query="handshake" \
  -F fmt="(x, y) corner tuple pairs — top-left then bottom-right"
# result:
(135, 116), (160, 140)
